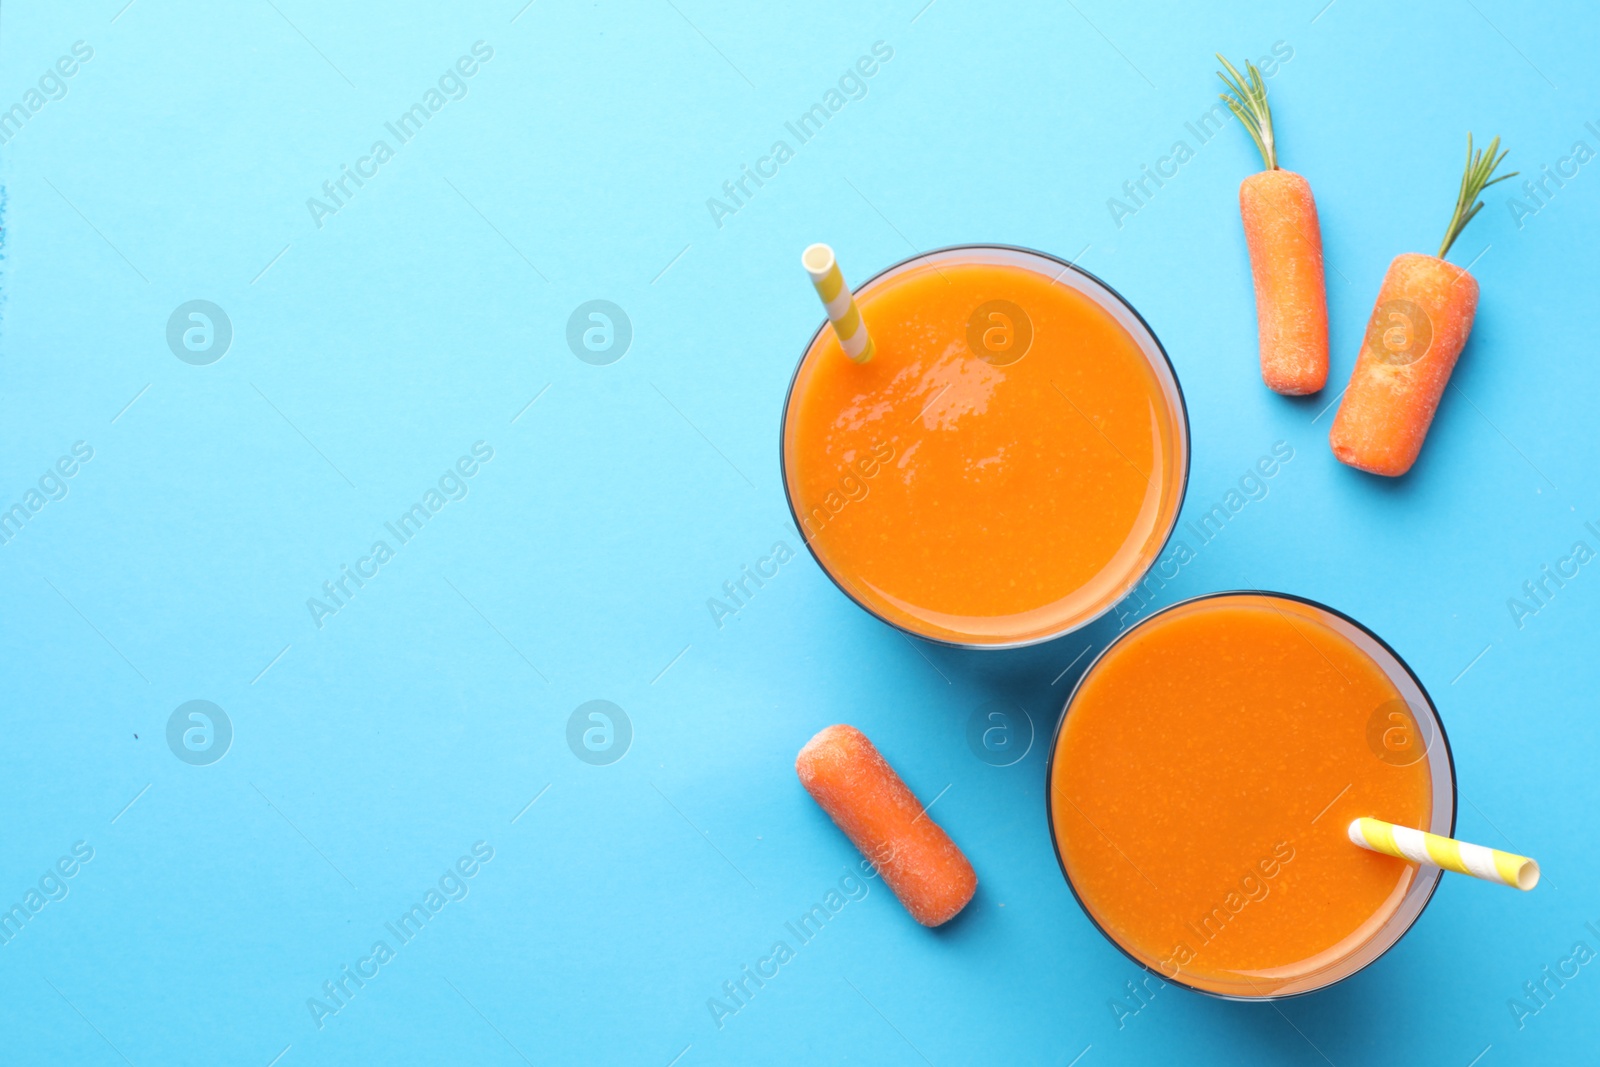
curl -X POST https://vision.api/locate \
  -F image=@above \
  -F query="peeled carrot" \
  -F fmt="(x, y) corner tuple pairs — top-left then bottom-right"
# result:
(796, 724), (976, 927)
(1330, 135), (1515, 476)
(1219, 54), (1329, 395)
(1329, 255), (1478, 475)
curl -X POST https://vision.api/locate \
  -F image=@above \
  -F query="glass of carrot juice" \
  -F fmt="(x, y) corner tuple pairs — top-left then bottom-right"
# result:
(780, 245), (1189, 648)
(1048, 592), (1456, 998)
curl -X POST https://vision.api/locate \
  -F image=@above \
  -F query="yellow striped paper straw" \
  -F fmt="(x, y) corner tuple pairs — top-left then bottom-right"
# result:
(802, 243), (875, 364)
(1348, 817), (1539, 891)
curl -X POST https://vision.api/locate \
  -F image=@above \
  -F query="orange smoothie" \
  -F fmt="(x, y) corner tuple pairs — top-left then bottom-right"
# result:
(1049, 593), (1452, 997)
(782, 246), (1187, 646)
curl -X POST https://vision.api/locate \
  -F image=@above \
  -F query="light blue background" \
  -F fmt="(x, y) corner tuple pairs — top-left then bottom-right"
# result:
(1, 0), (1595, 1063)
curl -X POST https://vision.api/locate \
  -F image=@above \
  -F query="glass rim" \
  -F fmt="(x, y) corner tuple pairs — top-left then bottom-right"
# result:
(777, 242), (1193, 650)
(1043, 589), (1460, 1001)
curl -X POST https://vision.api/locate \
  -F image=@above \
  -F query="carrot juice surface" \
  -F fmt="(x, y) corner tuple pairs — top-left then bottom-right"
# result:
(782, 248), (1186, 646)
(1049, 594), (1441, 997)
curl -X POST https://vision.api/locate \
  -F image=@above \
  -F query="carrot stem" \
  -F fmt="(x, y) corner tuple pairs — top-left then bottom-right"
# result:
(1216, 54), (1277, 170)
(1438, 134), (1516, 259)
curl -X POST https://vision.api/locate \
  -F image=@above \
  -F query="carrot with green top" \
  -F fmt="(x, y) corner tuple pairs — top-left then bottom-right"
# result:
(1330, 135), (1516, 477)
(1218, 54), (1329, 396)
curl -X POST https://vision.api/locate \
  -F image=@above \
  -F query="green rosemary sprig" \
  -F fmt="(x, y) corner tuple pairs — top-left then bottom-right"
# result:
(1216, 54), (1276, 171)
(1439, 134), (1516, 259)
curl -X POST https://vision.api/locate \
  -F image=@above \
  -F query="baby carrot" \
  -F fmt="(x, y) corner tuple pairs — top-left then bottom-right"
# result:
(1218, 54), (1329, 395)
(1330, 135), (1516, 476)
(796, 724), (976, 927)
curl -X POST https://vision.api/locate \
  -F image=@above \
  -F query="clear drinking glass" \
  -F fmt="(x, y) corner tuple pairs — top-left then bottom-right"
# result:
(780, 244), (1191, 649)
(1046, 591), (1457, 999)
